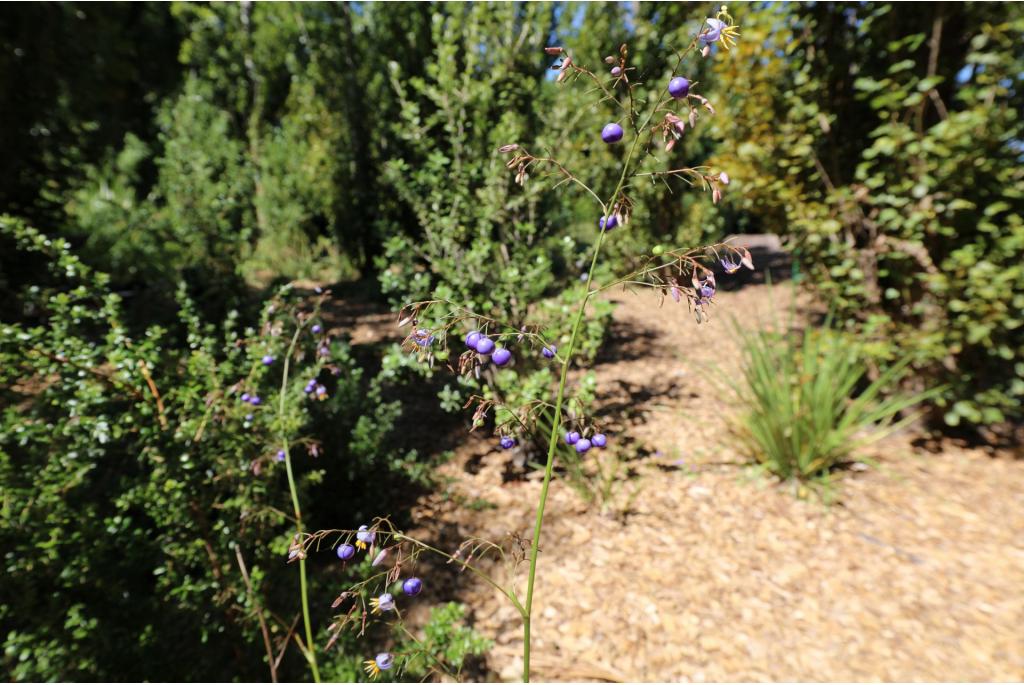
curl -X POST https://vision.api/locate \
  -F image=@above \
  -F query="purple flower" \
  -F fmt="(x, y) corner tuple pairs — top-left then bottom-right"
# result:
(370, 592), (395, 614)
(276, 450), (286, 462)
(542, 345), (557, 359)
(465, 331), (481, 349)
(499, 436), (516, 450)
(668, 76), (690, 98)
(592, 433), (607, 448)
(413, 328), (435, 347)
(601, 122), (624, 143)
(305, 379), (318, 393)
(355, 525), (375, 549)
(703, 18), (725, 43)
(311, 324), (322, 334)
(364, 652), (394, 679)
(474, 337), (495, 355)
(402, 577), (423, 596)
(262, 354), (275, 366)
(564, 431), (580, 446)
(575, 438), (592, 454)
(336, 543), (356, 561)
(314, 384), (327, 401)
(721, 255), (742, 274)
(599, 215), (618, 231)
(492, 348), (512, 366)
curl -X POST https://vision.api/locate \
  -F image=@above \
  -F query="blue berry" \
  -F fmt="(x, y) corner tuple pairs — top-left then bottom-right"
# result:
(475, 337), (495, 355)
(575, 438), (592, 453)
(564, 431), (580, 445)
(311, 324), (322, 334)
(336, 543), (356, 560)
(492, 348), (512, 366)
(465, 331), (481, 349)
(601, 123), (624, 143)
(542, 345), (556, 359)
(249, 395), (261, 406)
(611, 66), (622, 77)
(599, 215), (618, 231)
(276, 450), (286, 462)
(499, 436), (516, 450)
(262, 354), (274, 365)
(402, 577), (423, 596)
(668, 76), (690, 98)
(245, 414), (254, 422)
(592, 433), (607, 448)
(240, 393), (250, 402)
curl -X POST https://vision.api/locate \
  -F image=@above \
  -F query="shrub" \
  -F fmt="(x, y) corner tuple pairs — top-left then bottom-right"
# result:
(0, 217), (418, 681)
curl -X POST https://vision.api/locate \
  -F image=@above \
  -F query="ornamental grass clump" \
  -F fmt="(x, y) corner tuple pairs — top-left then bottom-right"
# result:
(728, 312), (940, 490)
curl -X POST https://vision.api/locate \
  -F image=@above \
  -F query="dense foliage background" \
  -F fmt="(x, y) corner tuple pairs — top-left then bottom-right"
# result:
(2, 2), (1021, 681)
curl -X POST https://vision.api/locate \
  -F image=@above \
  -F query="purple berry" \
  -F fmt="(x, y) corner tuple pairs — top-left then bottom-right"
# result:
(668, 76), (690, 99)
(499, 436), (516, 450)
(245, 414), (254, 422)
(492, 348), (512, 366)
(599, 215), (618, 231)
(336, 543), (356, 561)
(611, 66), (622, 77)
(575, 438), (592, 453)
(601, 122), (624, 144)
(592, 433), (607, 448)
(249, 395), (261, 406)
(262, 354), (274, 365)
(542, 345), (556, 359)
(402, 577), (423, 596)
(465, 331), (481, 349)
(240, 393), (250, 402)
(311, 324), (322, 334)
(276, 450), (286, 462)
(474, 337), (495, 355)
(564, 431), (580, 446)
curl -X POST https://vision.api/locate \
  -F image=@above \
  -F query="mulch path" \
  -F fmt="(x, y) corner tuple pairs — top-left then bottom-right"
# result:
(400, 283), (1024, 682)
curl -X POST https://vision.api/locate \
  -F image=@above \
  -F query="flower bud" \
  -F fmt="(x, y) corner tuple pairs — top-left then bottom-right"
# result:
(498, 143), (519, 153)
(719, 171), (730, 185)
(545, 47), (563, 55)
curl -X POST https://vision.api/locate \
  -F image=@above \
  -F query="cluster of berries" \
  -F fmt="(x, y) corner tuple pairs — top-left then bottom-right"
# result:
(240, 392), (262, 406)
(564, 430), (609, 454)
(465, 331), (513, 366)
(601, 75), (693, 145)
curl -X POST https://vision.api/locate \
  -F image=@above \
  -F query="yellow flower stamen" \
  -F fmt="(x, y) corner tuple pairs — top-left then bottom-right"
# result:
(363, 659), (381, 679)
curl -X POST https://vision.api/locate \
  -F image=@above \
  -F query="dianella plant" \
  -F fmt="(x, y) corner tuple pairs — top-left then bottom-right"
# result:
(303, 7), (753, 682)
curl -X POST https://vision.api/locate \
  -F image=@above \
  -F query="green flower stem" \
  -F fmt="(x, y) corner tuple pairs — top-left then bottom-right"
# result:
(521, 126), (648, 682)
(279, 323), (321, 683)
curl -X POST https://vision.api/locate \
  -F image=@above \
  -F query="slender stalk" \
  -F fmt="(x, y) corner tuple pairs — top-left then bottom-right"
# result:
(279, 323), (321, 683)
(521, 124), (649, 681)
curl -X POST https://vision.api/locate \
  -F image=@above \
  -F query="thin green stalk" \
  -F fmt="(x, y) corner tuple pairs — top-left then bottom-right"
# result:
(279, 324), (321, 683)
(521, 124), (649, 681)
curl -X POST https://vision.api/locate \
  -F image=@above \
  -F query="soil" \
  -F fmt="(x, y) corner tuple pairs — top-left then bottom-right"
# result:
(330, 280), (1024, 682)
